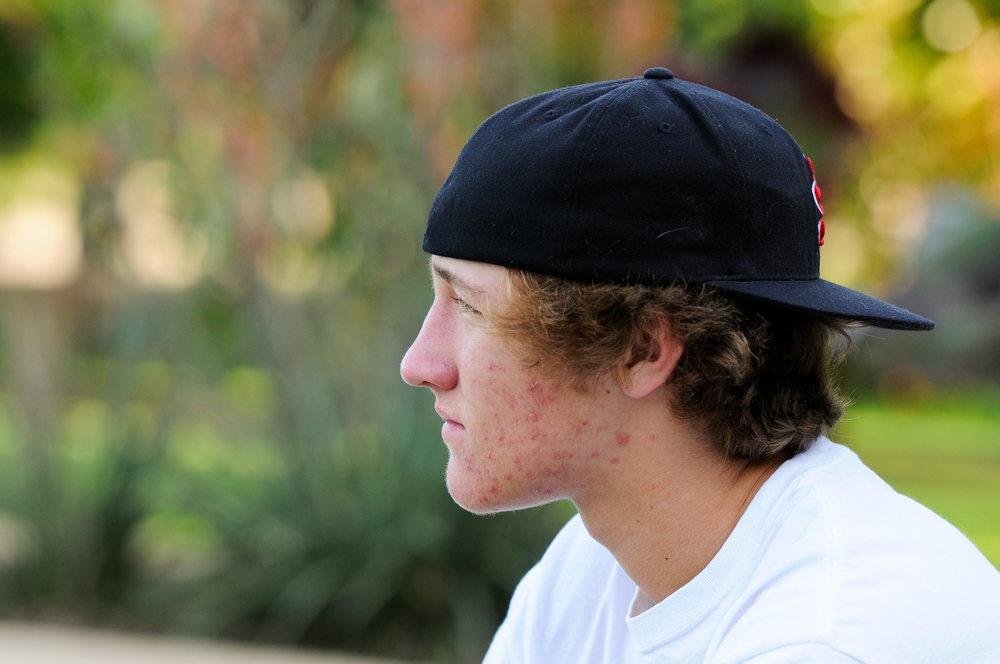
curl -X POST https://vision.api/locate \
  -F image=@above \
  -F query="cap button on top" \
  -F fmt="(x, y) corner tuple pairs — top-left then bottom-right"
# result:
(643, 67), (674, 79)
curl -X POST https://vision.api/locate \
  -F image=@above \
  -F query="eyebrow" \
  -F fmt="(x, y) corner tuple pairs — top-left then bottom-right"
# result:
(431, 261), (486, 296)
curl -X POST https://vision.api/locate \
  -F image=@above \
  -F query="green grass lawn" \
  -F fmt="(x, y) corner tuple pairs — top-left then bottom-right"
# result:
(832, 400), (1000, 569)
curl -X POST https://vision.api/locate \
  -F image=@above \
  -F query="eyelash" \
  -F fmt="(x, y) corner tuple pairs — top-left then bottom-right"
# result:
(451, 297), (481, 315)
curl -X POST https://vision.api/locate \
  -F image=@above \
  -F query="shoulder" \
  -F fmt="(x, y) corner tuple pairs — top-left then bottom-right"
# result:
(782, 439), (997, 597)
(713, 438), (1000, 663)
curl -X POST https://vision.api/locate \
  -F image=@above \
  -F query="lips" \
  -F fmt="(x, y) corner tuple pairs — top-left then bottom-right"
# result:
(436, 406), (465, 440)
(435, 406), (461, 426)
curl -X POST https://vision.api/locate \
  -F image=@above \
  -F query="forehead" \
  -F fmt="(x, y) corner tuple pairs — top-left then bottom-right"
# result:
(430, 256), (507, 297)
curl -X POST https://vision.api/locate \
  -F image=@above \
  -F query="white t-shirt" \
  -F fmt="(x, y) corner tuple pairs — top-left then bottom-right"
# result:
(484, 438), (1000, 663)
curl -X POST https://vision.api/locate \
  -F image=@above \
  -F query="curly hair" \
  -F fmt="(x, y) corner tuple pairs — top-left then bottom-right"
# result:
(484, 270), (854, 463)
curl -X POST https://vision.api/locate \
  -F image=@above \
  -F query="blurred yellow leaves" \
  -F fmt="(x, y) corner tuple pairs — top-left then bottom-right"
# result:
(837, 21), (894, 78)
(806, 0), (1000, 291)
(833, 20), (895, 121)
(923, 0), (981, 52)
(115, 161), (207, 290)
(0, 165), (82, 290)
(270, 169), (335, 243)
(255, 168), (337, 296)
(817, 215), (866, 286)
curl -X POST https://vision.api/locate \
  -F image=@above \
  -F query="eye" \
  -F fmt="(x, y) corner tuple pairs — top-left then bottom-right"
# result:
(451, 297), (481, 315)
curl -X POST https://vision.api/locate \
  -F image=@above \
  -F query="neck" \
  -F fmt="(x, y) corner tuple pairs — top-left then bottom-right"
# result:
(572, 405), (786, 605)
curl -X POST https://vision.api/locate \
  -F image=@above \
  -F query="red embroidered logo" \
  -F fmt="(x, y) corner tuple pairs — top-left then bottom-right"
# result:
(806, 157), (825, 246)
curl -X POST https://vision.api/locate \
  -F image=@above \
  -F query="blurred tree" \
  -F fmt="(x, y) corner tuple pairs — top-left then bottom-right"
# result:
(0, 20), (37, 153)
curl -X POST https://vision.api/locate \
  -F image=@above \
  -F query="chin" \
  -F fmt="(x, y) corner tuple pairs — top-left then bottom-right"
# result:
(445, 470), (554, 515)
(446, 476), (505, 514)
(449, 492), (505, 515)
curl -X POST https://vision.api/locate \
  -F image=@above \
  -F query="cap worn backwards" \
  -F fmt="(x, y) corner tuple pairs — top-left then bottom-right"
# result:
(423, 67), (934, 331)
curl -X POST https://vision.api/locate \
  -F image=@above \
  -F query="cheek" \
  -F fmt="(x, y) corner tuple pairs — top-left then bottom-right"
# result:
(470, 368), (557, 447)
(452, 352), (628, 510)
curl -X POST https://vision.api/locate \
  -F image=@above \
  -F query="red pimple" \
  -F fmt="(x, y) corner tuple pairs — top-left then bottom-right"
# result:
(611, 457), (620, 464)
(488, 485), (497, 493)
(553, 453), (562, 460)
(512, 456), (520, 463)
(591, 451), (601, 458)
(616, 432), (631, 447)
(543, 489), (552, 495)
(528, 412), (538, 422)
(504, 473), (513, 480)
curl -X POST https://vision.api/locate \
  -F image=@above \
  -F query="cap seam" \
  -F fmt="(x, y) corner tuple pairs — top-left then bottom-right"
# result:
(559, 78), (645, 270)
(685, 85), (751, 273)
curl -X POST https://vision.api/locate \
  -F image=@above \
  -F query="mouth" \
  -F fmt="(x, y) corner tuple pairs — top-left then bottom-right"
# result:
(436, 407), (465, 438)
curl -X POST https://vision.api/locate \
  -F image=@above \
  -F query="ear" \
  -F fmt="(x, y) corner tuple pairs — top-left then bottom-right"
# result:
(621, 319), (683, 399)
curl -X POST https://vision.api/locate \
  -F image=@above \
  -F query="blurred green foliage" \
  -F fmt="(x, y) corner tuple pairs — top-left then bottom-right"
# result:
(0, 0), (996, 662)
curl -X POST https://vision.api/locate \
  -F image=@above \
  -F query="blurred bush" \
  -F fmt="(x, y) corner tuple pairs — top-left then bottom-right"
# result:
(0, 0), (997, 662)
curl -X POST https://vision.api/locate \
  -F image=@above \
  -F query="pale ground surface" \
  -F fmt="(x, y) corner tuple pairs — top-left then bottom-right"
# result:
(0, 622), (414, 664)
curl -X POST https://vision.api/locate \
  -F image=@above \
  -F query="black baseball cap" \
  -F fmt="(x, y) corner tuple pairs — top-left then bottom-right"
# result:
(423, 67), (934, 331)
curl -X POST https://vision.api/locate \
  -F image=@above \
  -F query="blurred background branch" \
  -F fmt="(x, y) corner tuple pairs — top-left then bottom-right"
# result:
(0, 1), (996, 663)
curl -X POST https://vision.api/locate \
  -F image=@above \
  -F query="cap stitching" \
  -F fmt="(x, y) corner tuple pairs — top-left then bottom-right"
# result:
(686, 86), (751, 275)
(558, 78), (645, 272)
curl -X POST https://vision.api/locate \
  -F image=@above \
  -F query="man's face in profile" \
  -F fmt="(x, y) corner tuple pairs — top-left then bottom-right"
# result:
(401, 256), (633, 514)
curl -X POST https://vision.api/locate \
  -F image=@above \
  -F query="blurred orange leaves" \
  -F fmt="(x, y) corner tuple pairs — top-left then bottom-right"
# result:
(391, 0), (676, 181)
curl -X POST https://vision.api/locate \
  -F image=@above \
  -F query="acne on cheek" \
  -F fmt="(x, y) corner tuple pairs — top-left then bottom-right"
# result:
(527, 381), (558, 406)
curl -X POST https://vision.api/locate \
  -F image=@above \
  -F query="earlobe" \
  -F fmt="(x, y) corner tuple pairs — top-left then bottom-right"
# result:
(622, 322), (683, 399)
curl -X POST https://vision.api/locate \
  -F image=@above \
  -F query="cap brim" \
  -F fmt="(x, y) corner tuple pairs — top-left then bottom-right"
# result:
(707, 278), (935, 331)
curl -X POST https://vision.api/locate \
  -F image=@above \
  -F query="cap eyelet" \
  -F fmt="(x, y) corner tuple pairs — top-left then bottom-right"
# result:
(544, 109), (557, 119)
(658, 122), (673, 134)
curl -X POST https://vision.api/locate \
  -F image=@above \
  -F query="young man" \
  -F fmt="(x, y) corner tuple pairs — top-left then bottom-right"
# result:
(400, 68), (1000, 663)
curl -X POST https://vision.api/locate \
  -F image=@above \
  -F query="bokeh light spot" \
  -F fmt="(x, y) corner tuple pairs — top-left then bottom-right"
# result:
(923, 0), (981, 52)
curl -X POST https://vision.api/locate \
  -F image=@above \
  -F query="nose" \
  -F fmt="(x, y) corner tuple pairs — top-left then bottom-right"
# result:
(400, 303), (458, 391)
